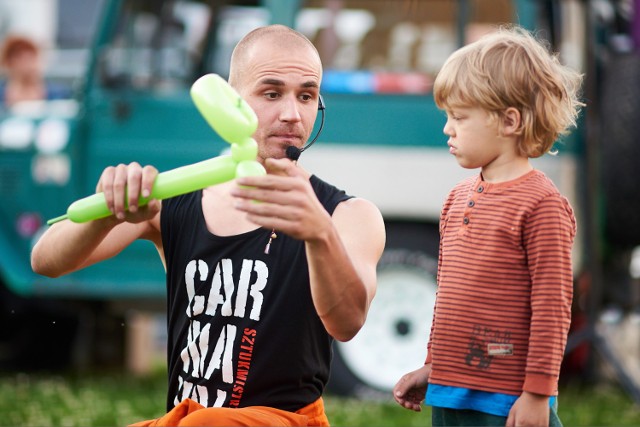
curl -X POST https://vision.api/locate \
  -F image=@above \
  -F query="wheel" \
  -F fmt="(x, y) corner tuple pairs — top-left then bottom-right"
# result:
(327, 222), (439, 399)
(601, 52), (640, 249)
(599, 52), (640, 308)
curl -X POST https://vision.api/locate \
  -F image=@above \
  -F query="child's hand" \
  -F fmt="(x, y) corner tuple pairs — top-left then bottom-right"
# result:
(506, 391), (549, 426)
(393, 364), (431, 412)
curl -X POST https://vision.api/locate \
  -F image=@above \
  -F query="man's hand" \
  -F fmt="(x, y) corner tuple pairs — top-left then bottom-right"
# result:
(31, 162), (162, 278)
(233, 156), (384, 342)
(97, 162), (160, 223)
(506, 391), (550, 427)
(393, 364), (431, 412)
(231, 157), (329, 241)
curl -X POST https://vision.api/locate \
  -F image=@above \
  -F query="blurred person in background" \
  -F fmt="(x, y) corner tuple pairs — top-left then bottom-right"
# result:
(0, 34), (70, 106)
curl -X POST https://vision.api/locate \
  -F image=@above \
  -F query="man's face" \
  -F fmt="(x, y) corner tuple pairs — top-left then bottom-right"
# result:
(235, 39), (323, 162)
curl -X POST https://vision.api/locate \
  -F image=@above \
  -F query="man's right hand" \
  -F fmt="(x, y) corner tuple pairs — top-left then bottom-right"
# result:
(32, 162), (163, 278)
(97, 162), (160, 222)
(393, 363), (431, 412)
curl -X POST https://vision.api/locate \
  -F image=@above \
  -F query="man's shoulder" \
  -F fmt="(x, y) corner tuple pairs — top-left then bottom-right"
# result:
(309, 174), (343, 190)
(309, 174), (353, 200)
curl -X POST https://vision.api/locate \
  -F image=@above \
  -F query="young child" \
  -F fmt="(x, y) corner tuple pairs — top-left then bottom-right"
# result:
(393, 26), (584, 427)
(0, 35), (71, 106)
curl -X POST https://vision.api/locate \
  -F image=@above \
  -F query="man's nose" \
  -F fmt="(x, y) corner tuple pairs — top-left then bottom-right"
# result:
(279, 95), (302, 122)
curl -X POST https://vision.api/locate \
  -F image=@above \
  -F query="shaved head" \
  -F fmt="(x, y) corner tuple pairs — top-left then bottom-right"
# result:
(228, 25), (322, 89)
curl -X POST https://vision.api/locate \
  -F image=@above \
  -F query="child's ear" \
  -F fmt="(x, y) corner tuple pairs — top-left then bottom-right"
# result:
(501, 107), (521, 136)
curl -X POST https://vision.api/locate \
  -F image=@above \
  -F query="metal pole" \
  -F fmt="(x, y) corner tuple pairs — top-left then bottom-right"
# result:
(634, 0), (640, 52)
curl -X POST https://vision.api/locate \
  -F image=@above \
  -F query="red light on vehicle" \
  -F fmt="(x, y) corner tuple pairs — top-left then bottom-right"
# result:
(374, 72), (433, 94)
(16, 212), (42, 238)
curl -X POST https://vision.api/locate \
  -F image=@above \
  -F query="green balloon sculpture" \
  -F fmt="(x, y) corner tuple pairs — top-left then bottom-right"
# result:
(47, 74), (266, 225)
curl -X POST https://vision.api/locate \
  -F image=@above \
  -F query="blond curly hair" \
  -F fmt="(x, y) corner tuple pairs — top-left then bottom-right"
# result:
(433, 25), (584, 158)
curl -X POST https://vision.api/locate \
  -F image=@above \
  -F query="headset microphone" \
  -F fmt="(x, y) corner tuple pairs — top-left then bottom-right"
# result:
(286, 95), (325, 161)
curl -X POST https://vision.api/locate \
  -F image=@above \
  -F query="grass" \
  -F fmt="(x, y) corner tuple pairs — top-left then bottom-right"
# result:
(0, 371), (638, 426)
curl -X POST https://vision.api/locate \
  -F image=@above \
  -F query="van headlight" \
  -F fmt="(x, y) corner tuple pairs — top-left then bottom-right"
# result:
(0, 117), (35, 150)
(35, 118), (70, 154)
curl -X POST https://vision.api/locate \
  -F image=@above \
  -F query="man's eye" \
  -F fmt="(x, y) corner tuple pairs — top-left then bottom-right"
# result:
(300, 94), (312, 101)
(265, 92), (279, 99)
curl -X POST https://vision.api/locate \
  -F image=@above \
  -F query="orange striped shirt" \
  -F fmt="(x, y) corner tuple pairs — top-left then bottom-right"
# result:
(426, 169), (576, 397)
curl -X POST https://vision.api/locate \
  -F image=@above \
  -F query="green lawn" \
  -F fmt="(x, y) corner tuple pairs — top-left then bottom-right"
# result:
(0, 371), (638, 426)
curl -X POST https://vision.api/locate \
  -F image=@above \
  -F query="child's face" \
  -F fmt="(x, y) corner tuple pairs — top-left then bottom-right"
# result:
(442, 106), (503, 170)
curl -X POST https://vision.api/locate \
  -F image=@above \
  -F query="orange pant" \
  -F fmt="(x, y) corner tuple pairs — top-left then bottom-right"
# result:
(129, 397), (330, 427)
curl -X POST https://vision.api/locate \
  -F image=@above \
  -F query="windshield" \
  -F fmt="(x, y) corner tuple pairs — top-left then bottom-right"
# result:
(98, 0), (267, 91)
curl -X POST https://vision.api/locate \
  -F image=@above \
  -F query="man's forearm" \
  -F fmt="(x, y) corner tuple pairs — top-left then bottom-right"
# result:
(305, 227), (373, 342)
(31, 217), (118, 277)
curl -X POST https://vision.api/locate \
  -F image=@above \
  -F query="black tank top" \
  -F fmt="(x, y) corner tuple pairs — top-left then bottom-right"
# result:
(161, 175), (352, 412)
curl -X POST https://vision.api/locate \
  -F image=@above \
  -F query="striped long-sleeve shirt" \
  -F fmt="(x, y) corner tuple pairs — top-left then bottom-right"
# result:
(425, 169), (576, 397)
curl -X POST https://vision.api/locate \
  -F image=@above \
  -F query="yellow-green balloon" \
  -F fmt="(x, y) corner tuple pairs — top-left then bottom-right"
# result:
(190, 73), (258, 144)
(47, 74), (266, 225)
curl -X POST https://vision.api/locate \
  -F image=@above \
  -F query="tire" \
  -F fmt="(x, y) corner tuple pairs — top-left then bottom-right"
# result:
(327, 222), (439, 399)
(600, 52), (640, 249)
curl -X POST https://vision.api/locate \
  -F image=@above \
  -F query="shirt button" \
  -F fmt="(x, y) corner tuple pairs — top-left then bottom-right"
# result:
(463, 217), (470, 224)
(468, 200), (475, 207)
(477, 186), (484, 193)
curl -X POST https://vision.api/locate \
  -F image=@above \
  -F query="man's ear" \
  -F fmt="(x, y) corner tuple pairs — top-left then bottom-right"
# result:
(501, 107), (521, 136)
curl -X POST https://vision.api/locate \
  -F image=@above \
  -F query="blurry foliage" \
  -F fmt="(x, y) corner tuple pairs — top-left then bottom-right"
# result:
(0, 370), (638, 426)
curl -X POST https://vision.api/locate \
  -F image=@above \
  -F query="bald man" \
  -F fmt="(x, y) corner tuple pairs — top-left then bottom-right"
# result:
(31, 25), (385, 426)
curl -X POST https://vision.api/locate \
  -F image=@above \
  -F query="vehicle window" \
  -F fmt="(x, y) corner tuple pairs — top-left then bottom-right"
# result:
(99, 0), (211, 90)
(51, 0), (104, 87)
(99, 0), (267, 91)
(205, 4), (269, 78)
(296, 0), (514, 94)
